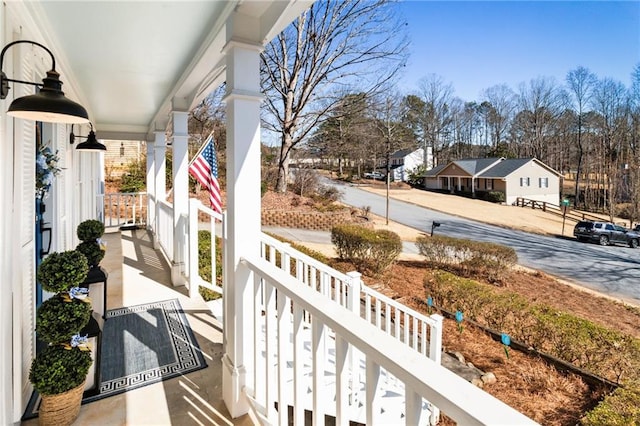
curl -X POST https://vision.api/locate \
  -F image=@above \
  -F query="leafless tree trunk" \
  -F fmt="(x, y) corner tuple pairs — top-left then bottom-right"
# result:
(370, 90), (409, 224)
(480, 84), (516, 148)
(591, 77), (627, 220)
(413, 74), (455, 166)
(566, 66), (597, 208)
(261, 0), (409, 193)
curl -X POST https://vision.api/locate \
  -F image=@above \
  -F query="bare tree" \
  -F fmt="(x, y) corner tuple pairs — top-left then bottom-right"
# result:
(369, 90), (411, 224)
(514, 77), (565, 162)
(261, 0), (409, 192)
(591, 77), (628, 219)
(411, 74), (455, 166)
(627, 63), (640, 225)
(480, 84), (516, 148)
(566, 66), (597, 206)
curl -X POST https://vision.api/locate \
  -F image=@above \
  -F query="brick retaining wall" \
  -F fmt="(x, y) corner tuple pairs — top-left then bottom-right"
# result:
(261, 209), (353, 231)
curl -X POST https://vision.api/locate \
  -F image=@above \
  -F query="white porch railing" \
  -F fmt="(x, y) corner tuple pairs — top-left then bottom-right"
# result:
(242, 256), (538, 425)
(97, 192), (147, 229)
(259, 233), (443, 357)
(156, 200), (174, 262)
(134, 194), (537, 425)
(188, 198), (224, 298)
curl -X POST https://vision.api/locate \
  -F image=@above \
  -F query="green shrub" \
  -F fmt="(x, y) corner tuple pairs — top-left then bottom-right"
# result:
(76, 241), (105, 267)
(36, 294), (92, 344)
(37, 251), (89, 293)
(581, 385), (640, 425)
(76, 219), (105, 241)
(119, 158), (146, 193)
(416, 235), (517, 283)
(29, 345), (92, 395)
(331, 224), (401, 274)
(484, 191), (506, 203)
(427, 270), (640, 385)
(198, 230), (222, 301)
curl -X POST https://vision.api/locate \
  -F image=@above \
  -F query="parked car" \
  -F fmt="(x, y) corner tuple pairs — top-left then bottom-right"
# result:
(363, 171), (385, 180)
(573, 221), (640, 248)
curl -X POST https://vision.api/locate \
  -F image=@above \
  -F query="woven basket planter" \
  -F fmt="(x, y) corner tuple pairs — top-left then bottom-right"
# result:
(39, 380), (85, 426)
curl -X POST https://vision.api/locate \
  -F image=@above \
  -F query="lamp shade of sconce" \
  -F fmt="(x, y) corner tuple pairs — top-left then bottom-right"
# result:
(75, 130), (106, 152)
(1, 40), (90, 124)
(71, 123), (106, 152)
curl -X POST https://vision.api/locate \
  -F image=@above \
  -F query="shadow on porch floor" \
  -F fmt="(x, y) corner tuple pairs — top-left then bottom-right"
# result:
(22, 228), (255, 426)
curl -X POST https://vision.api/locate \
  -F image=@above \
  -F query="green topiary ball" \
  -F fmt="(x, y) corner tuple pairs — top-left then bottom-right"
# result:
(29, 344), (92, 395)
(76, 241), (105, 267)
(36, 294), (92, 344)
(77, 219), (105, 242)
(37, 251), (89, 293)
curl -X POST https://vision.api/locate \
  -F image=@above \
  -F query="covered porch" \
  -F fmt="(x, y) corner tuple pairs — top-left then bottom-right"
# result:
(23, 227), (253, 425)
(2, 1), (536, 424)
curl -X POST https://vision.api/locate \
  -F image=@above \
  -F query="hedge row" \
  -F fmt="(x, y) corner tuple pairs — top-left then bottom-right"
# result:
(198, 230), (222, 301)
(426, 270), (640, 424)
(416, 234), (517, 283)
(331, 224), (401, 274)
(427, 270), (640, 385)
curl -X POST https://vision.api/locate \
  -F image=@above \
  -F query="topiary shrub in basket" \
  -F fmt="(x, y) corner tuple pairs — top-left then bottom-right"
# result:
(76, 241), (105, 268)
(31, 248), (93, 425)
(76, 219), (105, 242)
(29, 344), (92, 425)
(29, 344), (92, 396)
(37, 250), (89, 293)
(76, 220), (106, 268)
(36, 293), (92, 344)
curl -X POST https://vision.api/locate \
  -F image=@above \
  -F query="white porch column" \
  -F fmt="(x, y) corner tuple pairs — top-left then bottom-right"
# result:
(171, 109), (189, 286)
(153, 131), (167, 250)
(146, 138), (156, 232)
(222, 38), (262, 418)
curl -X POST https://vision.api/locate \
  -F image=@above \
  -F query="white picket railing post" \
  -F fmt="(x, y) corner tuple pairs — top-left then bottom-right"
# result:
(429, 313), (443, 425)
(346, 271), (362, 398)
(188, 198), (200, 299)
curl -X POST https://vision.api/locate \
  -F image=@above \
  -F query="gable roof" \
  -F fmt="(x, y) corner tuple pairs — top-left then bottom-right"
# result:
(479, 158), (531, 178)
(390, 148), (417, 159)
(453, 158), (503, 175)
(479, 158), (562, 178)
(424, 163), (448, 177)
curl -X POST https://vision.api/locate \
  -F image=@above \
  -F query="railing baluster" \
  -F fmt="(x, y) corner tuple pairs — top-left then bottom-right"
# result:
(312, 318), (326, 425)
(366, 358), (381, 424)
(335, 335), (349, 426)
(277, 290), (291, 426)
(265, 282), (277, 420)
(293, 303), (305, 426)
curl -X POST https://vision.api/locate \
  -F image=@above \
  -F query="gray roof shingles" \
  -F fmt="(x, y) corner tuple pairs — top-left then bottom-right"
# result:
(479, 158), (533, 178)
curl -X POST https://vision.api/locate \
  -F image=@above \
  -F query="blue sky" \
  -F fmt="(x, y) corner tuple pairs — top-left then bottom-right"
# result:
(397, 1), (640, 101)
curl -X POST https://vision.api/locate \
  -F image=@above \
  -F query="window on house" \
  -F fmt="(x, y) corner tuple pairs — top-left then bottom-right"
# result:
(486, 179), (492, 190)
(539, 177), (549, 188)
(520, 177), (530, 187)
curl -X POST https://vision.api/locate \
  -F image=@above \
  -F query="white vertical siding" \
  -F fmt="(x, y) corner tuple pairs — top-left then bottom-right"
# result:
(14, 45), (37, 421)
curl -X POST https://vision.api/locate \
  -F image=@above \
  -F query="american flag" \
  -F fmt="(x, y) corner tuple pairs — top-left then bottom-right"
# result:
(188, 134), (222, 214)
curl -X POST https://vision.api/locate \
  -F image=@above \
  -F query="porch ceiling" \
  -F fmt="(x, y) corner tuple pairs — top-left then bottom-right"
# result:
(23, 1), (310, 140)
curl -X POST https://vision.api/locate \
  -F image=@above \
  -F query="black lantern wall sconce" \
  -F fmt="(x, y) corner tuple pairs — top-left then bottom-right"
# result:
(1, 40), (90, 124)
(70, 123), (106, 151)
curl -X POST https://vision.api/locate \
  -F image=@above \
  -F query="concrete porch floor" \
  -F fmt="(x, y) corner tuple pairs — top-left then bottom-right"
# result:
(23, 228), (255, 426)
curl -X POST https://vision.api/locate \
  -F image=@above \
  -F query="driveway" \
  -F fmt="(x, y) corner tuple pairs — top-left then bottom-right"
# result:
(328, 179), (640, 305)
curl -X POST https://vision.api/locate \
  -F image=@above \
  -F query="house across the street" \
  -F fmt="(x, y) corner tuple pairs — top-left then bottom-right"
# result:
(375, 147), (433, 182)
(422, 157), (561, 205)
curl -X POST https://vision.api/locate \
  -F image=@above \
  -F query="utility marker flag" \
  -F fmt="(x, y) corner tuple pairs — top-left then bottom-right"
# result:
(188, 134), (222, 214)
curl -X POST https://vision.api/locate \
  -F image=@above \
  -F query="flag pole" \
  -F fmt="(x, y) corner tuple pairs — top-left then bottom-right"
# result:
(188, 131), (215, 168)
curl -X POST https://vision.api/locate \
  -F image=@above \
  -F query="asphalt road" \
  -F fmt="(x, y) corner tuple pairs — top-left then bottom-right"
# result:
(327, 179), (640, 305)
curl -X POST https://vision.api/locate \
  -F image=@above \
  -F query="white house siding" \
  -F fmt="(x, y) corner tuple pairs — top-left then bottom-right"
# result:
(1, 4), (103, 422)
(504, 161), (560, 205)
